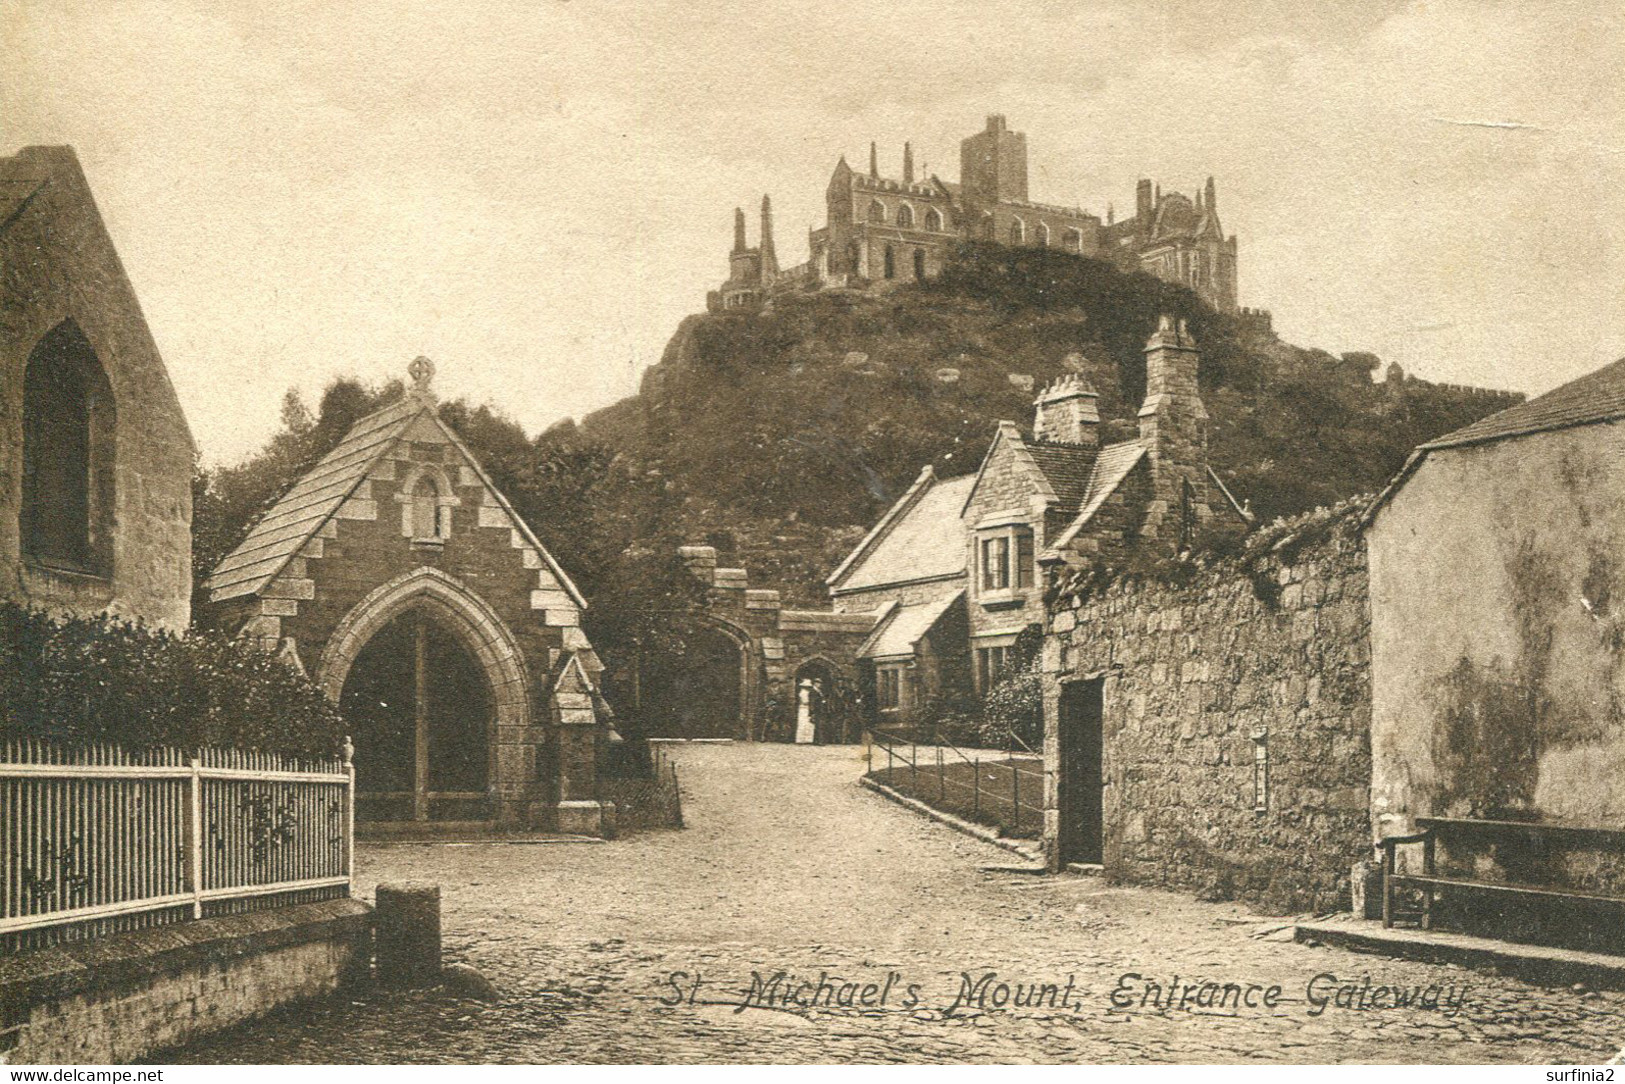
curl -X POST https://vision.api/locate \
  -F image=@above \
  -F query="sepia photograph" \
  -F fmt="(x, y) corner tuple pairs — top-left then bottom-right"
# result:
(2, 0), (1625, 1071)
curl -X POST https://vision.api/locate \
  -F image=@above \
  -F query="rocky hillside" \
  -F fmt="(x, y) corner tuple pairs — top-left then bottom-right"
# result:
(565, 243), (1519, 605)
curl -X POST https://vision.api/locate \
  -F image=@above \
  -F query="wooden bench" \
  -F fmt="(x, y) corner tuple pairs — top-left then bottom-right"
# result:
(1380, 816), (1625, 931)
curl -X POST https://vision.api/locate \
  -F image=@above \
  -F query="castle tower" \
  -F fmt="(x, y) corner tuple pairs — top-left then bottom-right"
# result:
(903, 142), (915, 184)
(1139, 315), (1210, 550)
(960, 114), (1028, 205)
(759, 194), (777, 275)
(1032, 374), (1100, 447)
(1205, 176), (1217, 216)
(733, 207), (747, 253)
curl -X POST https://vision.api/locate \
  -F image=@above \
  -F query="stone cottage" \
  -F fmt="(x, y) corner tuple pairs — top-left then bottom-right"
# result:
(203, 359), (616, 836)
(824, 315), (1249, 732)
(0, 146), (193, 629)
(825, 466), (974, 728)
(1365, 356), (1625, 843)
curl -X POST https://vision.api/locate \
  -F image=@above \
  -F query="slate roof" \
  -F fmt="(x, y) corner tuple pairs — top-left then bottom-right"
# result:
(1023, 440), (1098, 511)
(1419, 357), (1624, 451)
(1365, 358), (1621, 526)
(830, 472), (975, 593)
(0, 148), (51, 233)
(206, 398), (421, 601)
(205, 392), (585, 607)
(1045, 440), (1148, 554)
(858, 591), (964, 660)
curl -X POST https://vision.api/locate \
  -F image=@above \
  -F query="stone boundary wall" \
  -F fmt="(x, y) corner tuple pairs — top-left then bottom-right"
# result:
(1, 899), (371, 1064)
(1042, 505), (1372, 912)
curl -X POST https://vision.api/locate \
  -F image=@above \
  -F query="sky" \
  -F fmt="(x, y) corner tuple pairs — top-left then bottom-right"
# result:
(4, 0), (1623, 465)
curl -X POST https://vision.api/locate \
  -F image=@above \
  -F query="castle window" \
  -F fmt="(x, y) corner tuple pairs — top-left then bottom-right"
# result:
(896, 203), (915, 229)
(981, 213), (995, 240)
(1008, 218), (1025, 245)
(1035, 223), (1050, 248)
(913, 248), (926, 280)
(884, 245), (896, 280)
(1064, 228), (1083, 252)
(847, 241), (862, 276)
(868, 200), (886, 224)
(924, 208), (943, 232)
(21, 320), (115, 575)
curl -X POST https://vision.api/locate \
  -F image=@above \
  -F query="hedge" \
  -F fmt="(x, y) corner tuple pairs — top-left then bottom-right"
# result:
(0, 603), (347, 758)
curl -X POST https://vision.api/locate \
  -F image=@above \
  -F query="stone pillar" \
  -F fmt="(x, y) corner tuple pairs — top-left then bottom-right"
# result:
(552, 656), (612, 837)
(375, 882), (441, 987)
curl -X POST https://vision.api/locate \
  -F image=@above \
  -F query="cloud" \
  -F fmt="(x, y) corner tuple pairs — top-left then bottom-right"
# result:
(2, 0), (1621, 462)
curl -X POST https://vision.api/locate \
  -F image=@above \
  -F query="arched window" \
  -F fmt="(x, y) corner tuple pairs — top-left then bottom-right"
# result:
(1035, 223), (1050, 248)
(883, 244), (896, 280)
(847, 241), (863, 276)
(981, 213), (996, 240)
(1008, 218), (1025, 245)
(1064, 228), (1083, 252)
(913, 248), (926, 280)
(897, 203), (915, 229)
(21, 320), (114, 574)
(398, 465), (457, 543)
(868, 200), (886, 224)
(412, 475), (441, 539)
(924, 208), (943, 232)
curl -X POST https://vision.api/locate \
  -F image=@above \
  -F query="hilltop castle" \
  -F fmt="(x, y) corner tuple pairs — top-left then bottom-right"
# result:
(709, 114), (1240, 315)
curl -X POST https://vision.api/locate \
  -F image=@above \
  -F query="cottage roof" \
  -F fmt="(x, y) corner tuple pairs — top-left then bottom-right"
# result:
(828, 469), (974, 593)
(205, 388), (585, 608)
(1023, 440), (1099, 511)
(1419, 357), (1622, 451)
(1365, 357), (1619, 526)
(1044, 440), (1147, 555)
(858, 590), (964, 660)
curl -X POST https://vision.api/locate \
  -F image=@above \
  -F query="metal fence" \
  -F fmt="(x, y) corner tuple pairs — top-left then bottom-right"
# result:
(866, 728), (1044, 837)
(1, 737), (353, 953)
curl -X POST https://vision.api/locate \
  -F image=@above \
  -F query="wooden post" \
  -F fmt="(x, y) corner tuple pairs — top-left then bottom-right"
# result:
(1381, 841), (1394, 928)
(187, 754), (203, 919)
(1012, 761), (1020, 833)
(342, 736), (355, 886)
(1422, 834), (1436, 930)
(414, 619), (429, 822)
(938, 745), (945, 805)
(973, 757), (981, 819)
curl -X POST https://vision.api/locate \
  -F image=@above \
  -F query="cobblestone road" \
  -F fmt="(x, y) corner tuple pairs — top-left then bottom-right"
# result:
(176, 743), (1625, 1064)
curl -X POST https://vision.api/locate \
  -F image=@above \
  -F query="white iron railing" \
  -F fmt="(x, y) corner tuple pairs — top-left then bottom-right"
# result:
(0, 737), (353, 951)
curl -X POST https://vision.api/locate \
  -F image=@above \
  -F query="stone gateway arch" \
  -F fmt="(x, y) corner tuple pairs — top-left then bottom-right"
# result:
(203, 360), (617, 836)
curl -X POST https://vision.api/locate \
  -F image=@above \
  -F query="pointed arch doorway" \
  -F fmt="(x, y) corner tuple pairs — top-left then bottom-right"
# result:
(341, 607), (494, 822)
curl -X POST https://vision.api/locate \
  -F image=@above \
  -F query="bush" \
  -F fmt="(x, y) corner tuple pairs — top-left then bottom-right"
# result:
(0, 603), (346, 757)
(981, 672), (1043, 751)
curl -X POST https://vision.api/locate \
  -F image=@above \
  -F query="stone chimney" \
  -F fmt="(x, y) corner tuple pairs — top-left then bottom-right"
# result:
(1032, 374), (1099, 447)
(903, 142), (915, 184)
(1139, 315), (1210, 549)
(678, 545), (718, 586)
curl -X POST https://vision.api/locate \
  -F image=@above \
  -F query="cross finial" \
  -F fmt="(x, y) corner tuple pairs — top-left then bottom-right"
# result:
(408, 355), (436, 398)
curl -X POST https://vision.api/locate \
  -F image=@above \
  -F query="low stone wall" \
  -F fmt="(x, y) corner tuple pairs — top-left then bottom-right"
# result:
(1042, 504), (1373, 912)
(1, 898), (372, 1064)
